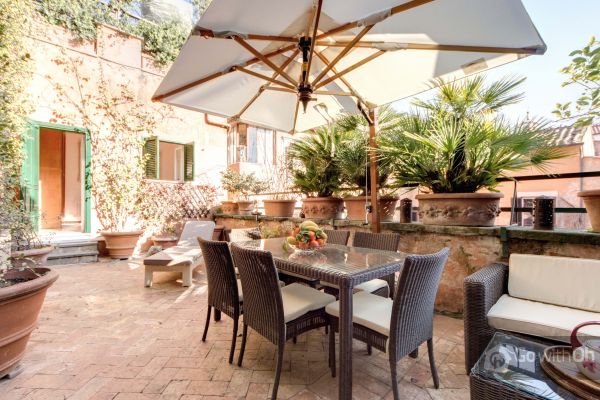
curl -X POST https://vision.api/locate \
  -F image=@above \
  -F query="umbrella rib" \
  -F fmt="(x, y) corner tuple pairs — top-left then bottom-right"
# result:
(315, 41), (543, 54)
(314, 51), (371, 109)
(234, 50), (299, 119)
(304, 0), (324, 86)
(311, 25), (373, 87)
(233, 37), (298, 86)
(193, 28), (296, 43)
(314, 50), (385, 89)
(235, 67), (296, 90)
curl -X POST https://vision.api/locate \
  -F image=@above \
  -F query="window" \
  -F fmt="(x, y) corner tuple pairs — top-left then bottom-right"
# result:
(245, 126), (274, 164)
(144, 137), (194, 181)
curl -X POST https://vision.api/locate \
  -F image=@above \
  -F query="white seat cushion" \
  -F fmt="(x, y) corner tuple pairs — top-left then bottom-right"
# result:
(325, 291), (393, 336)
(487, 295), (600, 343)
(281, 283), (335, 322)
(321, 279), (389, 294)
(509, 254), (600, 312)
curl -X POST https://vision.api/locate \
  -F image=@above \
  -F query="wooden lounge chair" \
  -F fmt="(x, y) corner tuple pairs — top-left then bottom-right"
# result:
(143, 221), (215, 287)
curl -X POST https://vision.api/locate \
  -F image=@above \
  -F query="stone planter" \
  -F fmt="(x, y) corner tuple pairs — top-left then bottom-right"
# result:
(416, 192), (503, 227)
(578, 189), (600, 232)
(151, 236), (178, 249)
(220, 201), (238, 215)
(301, 197), (344, 220)
(236, 200), (254, 216)
(10, 246), (54, 267)
(344, 196), (398, 222)
(101, 230), (143, 259)
(0, 267), (58, 378)
(263, 199), (296, 218)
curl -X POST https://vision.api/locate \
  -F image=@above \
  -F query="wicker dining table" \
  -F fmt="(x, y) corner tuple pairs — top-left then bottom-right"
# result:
(238, 238), (406, 400)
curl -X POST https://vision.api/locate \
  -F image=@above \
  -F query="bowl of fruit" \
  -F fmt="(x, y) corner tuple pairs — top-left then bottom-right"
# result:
(284, 221), (328, 253)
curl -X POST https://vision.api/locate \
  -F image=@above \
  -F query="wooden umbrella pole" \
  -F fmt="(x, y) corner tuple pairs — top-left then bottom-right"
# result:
(368, 108), (380, 233)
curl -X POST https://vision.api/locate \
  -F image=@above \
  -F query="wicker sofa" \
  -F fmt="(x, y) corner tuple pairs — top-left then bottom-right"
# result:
(464, 253), (600, 373)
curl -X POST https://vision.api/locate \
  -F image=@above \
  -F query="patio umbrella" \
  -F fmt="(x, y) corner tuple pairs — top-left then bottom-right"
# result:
(153, 0), (546, 232)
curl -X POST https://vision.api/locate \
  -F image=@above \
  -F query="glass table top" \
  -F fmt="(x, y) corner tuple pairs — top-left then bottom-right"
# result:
(236, 238), (406, 278)
(473, 332), (576, 400)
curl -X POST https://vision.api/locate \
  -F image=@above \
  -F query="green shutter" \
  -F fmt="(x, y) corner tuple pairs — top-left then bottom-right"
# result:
(184, 143), (194, 181)
(20, 123), (40, 230)
(144, 137), (159, 179)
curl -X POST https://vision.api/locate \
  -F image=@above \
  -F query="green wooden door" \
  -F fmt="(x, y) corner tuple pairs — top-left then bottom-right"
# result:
(20, 123), (40, 230)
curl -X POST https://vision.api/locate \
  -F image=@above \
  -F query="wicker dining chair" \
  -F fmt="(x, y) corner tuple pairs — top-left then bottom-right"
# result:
(326, 247), (450, 400)
(197, 238), (241, 364)
(352, 232), (401, 298)
(322, 229), (350, 246)
(230, 243), (336, 400)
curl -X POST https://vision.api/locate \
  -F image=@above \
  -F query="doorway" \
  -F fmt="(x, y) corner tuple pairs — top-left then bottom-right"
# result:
(21, 121), (91, 233)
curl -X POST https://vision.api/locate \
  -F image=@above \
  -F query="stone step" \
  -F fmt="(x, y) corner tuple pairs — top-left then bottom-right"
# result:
(47, 239), (99, 265)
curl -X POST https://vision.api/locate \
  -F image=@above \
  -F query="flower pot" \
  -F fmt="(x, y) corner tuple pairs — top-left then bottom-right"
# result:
(416, 192), (503, 226)
(0, 267), (58, 378)
(151, 236), (178, 249)
(221, 201), (238, 215)
(101, 230), (143, 259)
(578, 190), (600, 232)
(344, 196), (398, 222)
(263, 199), (296, 217)
(10, 246), (54, 267)
(301, 197), (344, 220)
(236, 200), (254, 216)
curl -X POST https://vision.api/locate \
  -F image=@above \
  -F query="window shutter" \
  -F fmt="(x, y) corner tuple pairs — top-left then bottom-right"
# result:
(143, 137), (159, 179)
(184, 143), (194, 181)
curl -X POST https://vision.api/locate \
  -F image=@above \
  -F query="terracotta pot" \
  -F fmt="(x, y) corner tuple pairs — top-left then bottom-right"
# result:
(101, 230), (143, 259)
(0, 267), (58, 378)
(151, 236), (178, 249)
(263, 199), (296, 217)
(10, 246), (54, 267)
(236, 200), (254, 216)
(578, 189), (600, 231)
(344, 196), (398, 222)
(221, 201), (238, 215)
(301, 197), (344, 220)
(416, 192), (503, 227)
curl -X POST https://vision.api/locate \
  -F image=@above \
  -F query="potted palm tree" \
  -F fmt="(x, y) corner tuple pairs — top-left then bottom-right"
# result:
(378, 76), (567, 226)
(288, 126), (344, 219)
(336, 107), (399, 222)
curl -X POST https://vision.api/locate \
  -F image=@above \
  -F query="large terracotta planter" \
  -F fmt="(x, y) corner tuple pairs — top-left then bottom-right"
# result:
(10, 246), (54, 267)
(220, 201), (238, 215)
(0, 267), (58, 378)
(236, 200), (254, 216)
(301, 197), (344, 220)
(263, 199), (296, 217)
(578, 189), (600, 232)
(101, 230), (143, 259)
(416, 192), (503, 227)
(344, 196), (399, 222)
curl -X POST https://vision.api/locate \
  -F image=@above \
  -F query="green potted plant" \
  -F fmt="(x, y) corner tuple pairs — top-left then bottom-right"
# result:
(378, 76), (568, 226)
(262, 155), (297, 217)
(220, 169), (242, 214)
(336, 107), (399, 222)
(220, 170), (266, 215)
(288, 126), (344, 219)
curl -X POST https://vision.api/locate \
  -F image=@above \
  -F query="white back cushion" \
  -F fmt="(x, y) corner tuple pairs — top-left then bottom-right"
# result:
(508, 254), (600, 312)
(178, 220), (215, 245)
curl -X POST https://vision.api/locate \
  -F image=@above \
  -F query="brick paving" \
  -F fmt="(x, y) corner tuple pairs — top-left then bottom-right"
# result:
(0, 259), (469, 399)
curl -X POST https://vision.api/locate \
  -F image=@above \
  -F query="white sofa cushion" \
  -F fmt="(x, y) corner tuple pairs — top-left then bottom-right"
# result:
(320, 279), (389, 294)
(508, 253), (600, 313)
(326, 291), (393, 336)
(487, 294), (600, 342)
(281, 283), (335, 322)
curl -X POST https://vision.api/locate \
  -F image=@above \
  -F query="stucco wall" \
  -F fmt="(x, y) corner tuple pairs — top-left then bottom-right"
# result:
(215, 215), (600, 315)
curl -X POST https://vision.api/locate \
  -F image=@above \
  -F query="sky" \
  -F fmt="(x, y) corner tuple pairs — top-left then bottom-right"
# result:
(391, 0), (599, 125)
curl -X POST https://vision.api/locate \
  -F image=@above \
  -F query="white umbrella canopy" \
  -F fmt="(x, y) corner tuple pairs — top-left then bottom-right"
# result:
(153, 0), (546, 133)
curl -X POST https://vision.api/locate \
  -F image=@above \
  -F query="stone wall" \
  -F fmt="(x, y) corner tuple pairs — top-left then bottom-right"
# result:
(215, 215), (600, 316)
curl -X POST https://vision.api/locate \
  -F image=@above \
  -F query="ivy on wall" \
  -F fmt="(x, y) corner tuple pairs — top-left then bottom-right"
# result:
(36, 0), (211, 65)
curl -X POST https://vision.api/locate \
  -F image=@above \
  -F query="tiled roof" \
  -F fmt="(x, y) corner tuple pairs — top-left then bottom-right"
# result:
(549, 125), (587, 146)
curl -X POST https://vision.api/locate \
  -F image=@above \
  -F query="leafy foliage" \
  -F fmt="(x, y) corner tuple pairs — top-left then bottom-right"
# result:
(287, 126), (344, 198)
(36, 0), (200, 65)
(335, 106), (400, 196)
(220, 170), (267, 201)
(553, 36), (600, 127)
(378, 77), (568, 193)
(0, 0), (39, 253)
